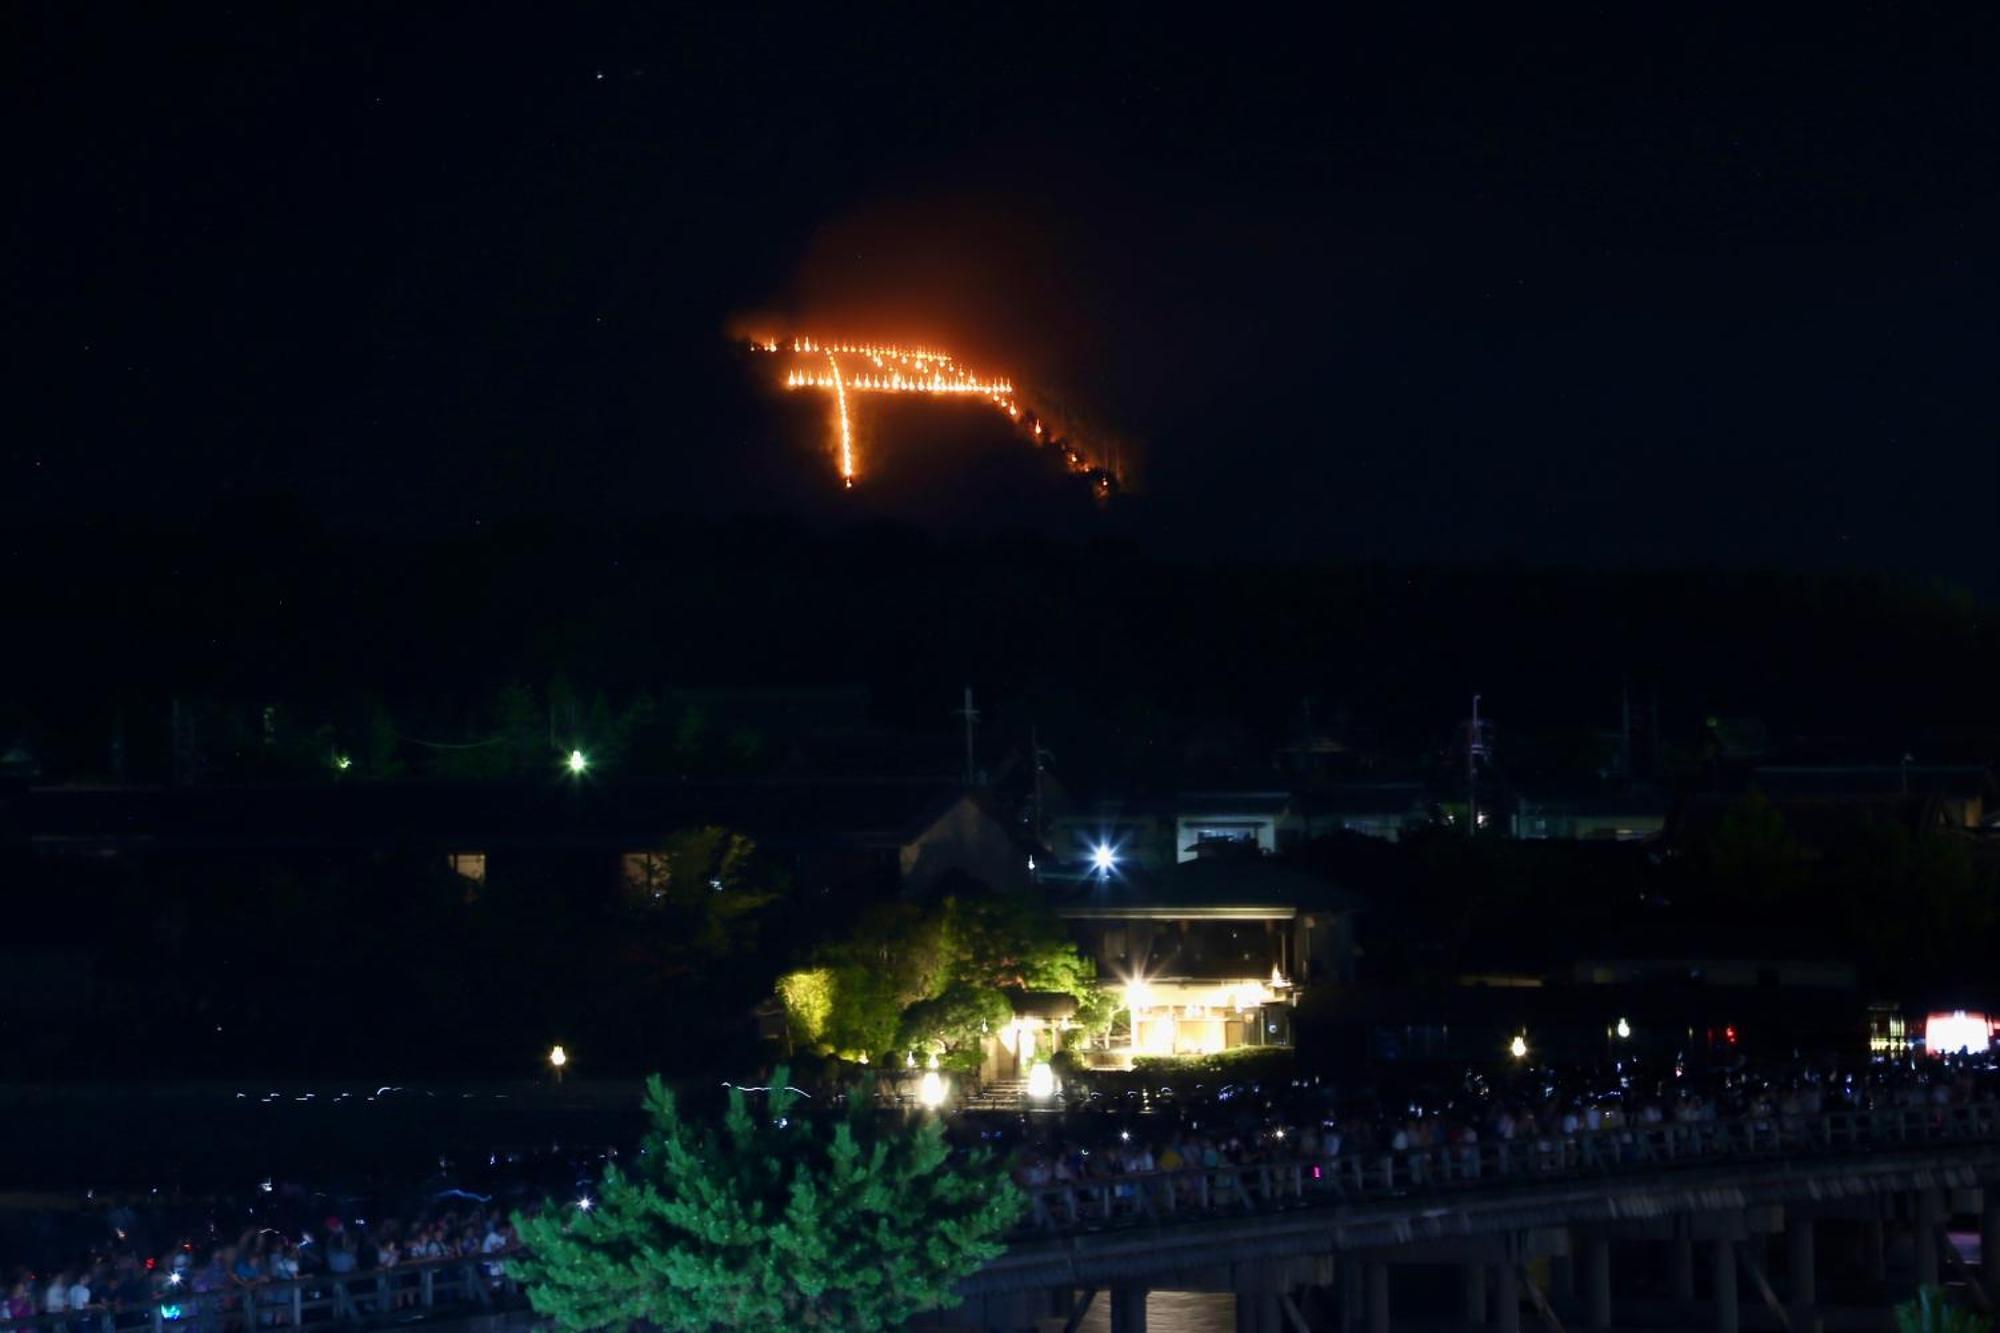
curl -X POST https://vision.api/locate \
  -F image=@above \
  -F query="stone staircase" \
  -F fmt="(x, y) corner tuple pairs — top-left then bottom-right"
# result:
(959, 1078), (1027, 1112)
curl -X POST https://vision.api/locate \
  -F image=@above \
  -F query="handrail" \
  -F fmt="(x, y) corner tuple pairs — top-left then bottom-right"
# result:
(0, 1249), (525, 1333)
(1017, 1100), (2000, 1235)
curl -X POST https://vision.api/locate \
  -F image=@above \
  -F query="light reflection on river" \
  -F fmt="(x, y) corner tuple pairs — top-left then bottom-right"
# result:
(1069, 1290), (1235, 1333)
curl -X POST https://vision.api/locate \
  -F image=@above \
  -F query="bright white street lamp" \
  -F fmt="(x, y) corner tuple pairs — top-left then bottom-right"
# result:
(566, 749), (589, 775)
(1509, 1034), (1529, 1060)
(1091, 843), (1117, 873)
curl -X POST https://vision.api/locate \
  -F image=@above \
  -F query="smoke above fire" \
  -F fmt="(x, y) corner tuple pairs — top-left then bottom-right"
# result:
(729, 193), (1136, 497)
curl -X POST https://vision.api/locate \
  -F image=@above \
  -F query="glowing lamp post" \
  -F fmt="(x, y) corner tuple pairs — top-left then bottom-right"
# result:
(1509, 1034), (1529, 1061)
(566, 749), (589, 776)
(1615, 1017), (1631, 1040)
(1026, 1061), (1057, 1101)
(917, 1061), (947, 1111)
(1091, 843), (1117, 875)
(549, 1044), (568, 1084)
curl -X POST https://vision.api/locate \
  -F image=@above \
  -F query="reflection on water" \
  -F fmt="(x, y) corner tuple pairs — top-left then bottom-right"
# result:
(1070, 1289), (1235, 1333)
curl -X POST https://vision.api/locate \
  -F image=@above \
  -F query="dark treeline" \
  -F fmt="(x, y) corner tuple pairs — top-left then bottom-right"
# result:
(5, 514), (1994, 792)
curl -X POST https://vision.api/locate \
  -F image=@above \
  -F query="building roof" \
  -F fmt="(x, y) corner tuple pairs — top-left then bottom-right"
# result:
(1298, 782), (1431, 817)
(1055, 853), (1364, 919)
(1513, 786), (1671, 817)
(1173, 790), (1294, 815)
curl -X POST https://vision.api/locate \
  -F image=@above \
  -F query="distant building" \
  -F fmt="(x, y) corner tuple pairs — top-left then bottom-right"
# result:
(1170, 791), (1293, 861)
(1051, 841), (1364, 1067)
(1511, 785), (1669, 841)
(1297, 782), (1433, 843)
(1748, 764), (1993, 833)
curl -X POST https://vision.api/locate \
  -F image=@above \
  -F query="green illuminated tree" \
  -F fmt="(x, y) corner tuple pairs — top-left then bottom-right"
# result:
(777, 893), (1110, 1064)
(510, 1071), (1023, 1332)
(1895, 1286), (1991, 1333)
(896, 981), (1013, 1070)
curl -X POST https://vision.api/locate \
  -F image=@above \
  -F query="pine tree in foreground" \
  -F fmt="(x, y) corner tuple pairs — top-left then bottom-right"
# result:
(510, 1069), (1024, 1331)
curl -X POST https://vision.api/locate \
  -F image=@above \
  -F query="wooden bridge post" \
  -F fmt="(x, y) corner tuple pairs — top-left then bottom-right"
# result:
(1364, 1260), (1389, 1333)
(1865, 1216), (1888, 1288)
(1787, 1216), (1816, 1333)
(1583, 1233), (1611, 1329)
(1549, 1245), (1575, 1307)
(1462, 1261), (1488, 1325)
(1672, 1230), (1697, 1307)
(1109, 1285), (1147, 1333)
(1916, 1189), (1944, 1290)
(1713, 1238), (1740, 1333)
(1494, 1257), (1521, 1333)
(1233, 1287), (1282, 1333)
(1339, 1255), (1363, 1333)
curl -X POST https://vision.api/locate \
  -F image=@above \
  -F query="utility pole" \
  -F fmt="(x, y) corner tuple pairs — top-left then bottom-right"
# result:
(955, 686), (980, 788)
(1467, 693), (1481, 836)
(1620, 680), (1633, 784)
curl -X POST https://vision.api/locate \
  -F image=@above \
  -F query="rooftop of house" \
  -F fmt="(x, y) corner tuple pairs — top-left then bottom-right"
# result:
(1052, 843), (1365, 919)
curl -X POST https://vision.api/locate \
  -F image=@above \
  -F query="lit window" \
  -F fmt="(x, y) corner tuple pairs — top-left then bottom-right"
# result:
(446, 852), (486, 885)
(623, 853), (668, 898)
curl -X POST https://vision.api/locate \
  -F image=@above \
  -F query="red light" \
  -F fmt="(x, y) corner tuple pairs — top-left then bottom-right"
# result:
(1724, 1025), (1739, 1045)
(144, 1258), (157, 1271)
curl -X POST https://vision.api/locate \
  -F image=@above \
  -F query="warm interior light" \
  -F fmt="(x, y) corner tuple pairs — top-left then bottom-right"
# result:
(1925, 1011), (1990, 1056)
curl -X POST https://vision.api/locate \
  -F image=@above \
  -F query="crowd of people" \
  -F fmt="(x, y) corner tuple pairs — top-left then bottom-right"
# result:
(0, 1204), (523, 1327)
(1002, 1057), (2000, 1195)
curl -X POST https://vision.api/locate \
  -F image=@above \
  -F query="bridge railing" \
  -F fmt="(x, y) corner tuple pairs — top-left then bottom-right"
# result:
(1020, 1100), (2000, 1234)
(0, 1251), (525, 1333)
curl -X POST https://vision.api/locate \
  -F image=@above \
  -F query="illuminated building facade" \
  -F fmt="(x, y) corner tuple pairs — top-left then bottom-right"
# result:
(1053, 843), (1363, 1068)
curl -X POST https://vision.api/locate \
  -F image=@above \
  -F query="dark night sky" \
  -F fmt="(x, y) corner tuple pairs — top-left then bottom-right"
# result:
(7, 6), (1996, 581)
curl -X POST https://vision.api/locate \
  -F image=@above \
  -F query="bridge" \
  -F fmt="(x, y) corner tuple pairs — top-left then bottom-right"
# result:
(929, 1102), (2000, 1333)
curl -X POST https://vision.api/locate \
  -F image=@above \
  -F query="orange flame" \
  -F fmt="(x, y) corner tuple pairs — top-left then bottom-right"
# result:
(763, 334), (1117, 493)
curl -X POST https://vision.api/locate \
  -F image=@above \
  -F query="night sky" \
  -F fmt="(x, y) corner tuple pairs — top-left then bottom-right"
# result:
(9, 7), (1996, 582)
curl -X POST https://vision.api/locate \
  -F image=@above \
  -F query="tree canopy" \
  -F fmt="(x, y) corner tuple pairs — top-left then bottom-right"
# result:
(779, 893), (1109, 1069)
(510, 1071), (1022, 1332)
